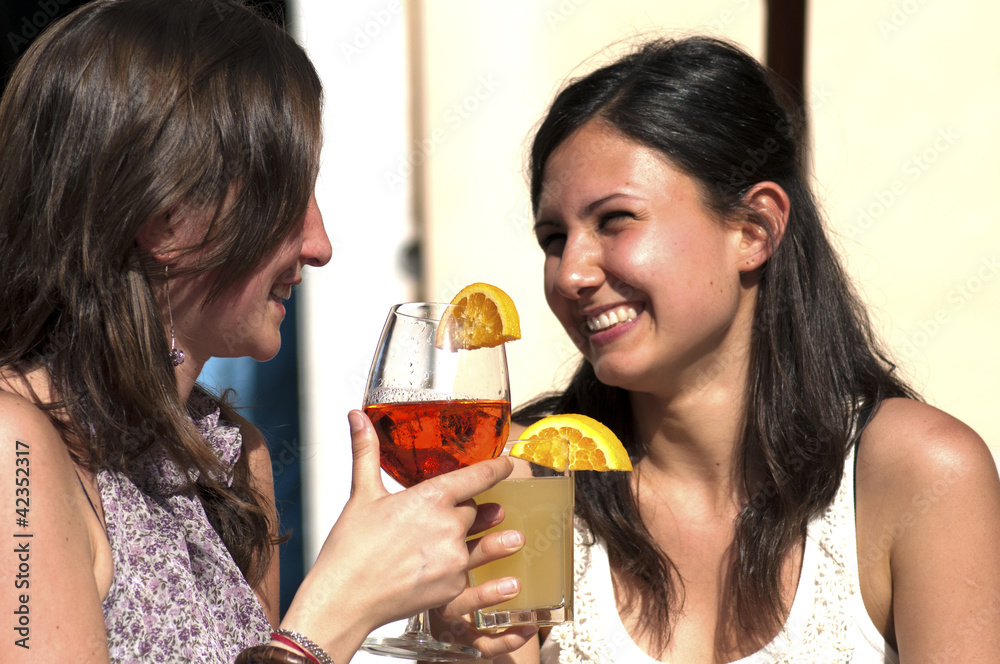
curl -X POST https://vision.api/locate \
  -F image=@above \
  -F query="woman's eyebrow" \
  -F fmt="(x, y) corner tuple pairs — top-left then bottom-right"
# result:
(582, 192), (642, 216)
(532, 218), (559, 233)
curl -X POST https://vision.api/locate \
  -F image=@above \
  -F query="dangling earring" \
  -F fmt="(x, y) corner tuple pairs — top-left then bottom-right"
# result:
(164, 265), (185, 366)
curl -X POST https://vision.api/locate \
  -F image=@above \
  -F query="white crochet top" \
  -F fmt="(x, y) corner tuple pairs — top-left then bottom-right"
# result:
(540, 446), (898, 663)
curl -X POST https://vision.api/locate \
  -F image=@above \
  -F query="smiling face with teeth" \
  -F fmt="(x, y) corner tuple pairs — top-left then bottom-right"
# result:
(535, 121), (765, 397)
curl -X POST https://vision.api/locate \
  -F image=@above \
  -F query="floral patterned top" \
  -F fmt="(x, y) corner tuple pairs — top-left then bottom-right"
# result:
(96, 391), (271, 663)
(541, 445), (899, 664)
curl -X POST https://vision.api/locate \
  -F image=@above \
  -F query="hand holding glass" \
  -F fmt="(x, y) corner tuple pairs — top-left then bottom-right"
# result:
(359, 302), (509, 661)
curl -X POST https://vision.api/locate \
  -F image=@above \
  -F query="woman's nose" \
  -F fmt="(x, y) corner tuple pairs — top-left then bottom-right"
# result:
(552, 234), (603, 299)
(301, 193), (332, 267)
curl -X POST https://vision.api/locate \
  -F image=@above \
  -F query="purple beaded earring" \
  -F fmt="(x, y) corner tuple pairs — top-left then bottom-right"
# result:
(164, 265), (185, 366)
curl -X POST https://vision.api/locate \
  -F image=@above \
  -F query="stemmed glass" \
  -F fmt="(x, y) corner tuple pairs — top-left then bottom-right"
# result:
(359, 302), (510, 661)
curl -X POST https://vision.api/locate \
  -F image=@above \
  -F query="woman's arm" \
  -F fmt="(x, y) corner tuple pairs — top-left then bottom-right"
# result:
(0, 392), (111, 662)
(239, 419), (282, 627)
(856, 398), (1000, 661)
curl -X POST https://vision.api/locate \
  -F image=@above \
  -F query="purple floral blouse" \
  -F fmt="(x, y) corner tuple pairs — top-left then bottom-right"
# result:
(97, 392), (271, 663)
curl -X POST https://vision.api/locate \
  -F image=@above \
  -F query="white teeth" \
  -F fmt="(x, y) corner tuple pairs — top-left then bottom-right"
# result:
(587, 306), (638, 332)
(270, 285), (291, 301)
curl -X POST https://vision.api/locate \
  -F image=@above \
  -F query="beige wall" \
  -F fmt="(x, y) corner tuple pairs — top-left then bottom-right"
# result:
(809, 1), (1000, 458)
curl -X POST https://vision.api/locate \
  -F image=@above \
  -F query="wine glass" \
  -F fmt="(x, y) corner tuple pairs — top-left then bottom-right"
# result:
(359, 302), (510, 661)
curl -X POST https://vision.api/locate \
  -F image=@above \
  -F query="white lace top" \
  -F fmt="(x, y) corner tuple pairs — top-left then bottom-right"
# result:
(540, 446), (898, 663)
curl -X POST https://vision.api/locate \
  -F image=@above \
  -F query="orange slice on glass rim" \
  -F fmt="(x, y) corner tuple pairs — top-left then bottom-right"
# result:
(434, 282), (521, 350)
(510, 413), (633, 472)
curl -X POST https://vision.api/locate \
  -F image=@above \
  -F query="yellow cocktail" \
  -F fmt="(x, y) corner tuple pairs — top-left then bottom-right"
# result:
(468, 458), (574, 627)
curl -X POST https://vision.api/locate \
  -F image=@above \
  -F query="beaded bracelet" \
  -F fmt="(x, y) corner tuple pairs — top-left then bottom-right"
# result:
(270, 632), (314, 661)
(234, 644), (311, 664)
(271, 629), (334, 664)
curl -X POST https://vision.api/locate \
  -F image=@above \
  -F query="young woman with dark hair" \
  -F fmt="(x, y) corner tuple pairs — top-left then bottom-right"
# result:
(0, 1), (535, 662)
(473, 36), (1000, 663)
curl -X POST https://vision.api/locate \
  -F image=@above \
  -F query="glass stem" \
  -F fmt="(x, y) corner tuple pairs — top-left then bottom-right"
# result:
(403, 610), (432, 638)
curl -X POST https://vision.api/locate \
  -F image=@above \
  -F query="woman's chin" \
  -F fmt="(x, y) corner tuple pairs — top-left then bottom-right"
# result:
(226, 335), (282, 363)
(591, 359), (640, 391)
(253, 341), (282, 362)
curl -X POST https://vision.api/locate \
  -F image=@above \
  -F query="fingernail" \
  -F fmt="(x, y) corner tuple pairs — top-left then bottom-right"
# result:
(478, 502), (502, 522)
(500, 530), (524, 549)
(497, 578), (519, 596)
(348, 410), (364, 433)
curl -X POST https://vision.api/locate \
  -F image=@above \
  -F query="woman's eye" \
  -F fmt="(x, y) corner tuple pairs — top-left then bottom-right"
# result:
(599, 211), (633, 227)
(537, 233), (565, 254)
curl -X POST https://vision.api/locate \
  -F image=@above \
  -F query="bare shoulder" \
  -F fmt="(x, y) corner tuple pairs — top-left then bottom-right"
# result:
(0, 388), (94, 530)
(854, 396), (998, 540)
(0, 390), (104, 513)
(857, 397), (997, 493)
(0, 390), (111, 659)
(0, 389), (62, 439)
(856, 397), (1000, 658)
(0, 390), (79, 482)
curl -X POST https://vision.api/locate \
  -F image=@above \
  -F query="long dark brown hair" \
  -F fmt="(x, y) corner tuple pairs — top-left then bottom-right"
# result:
(0, 0), (323, 585)
(518, 36), (916, 648)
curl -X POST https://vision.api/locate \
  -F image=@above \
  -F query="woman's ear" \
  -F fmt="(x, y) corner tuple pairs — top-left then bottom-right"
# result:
(135, 211), (175, 262)
(136, 208), (204, 262)
(736, 181), (790, 272)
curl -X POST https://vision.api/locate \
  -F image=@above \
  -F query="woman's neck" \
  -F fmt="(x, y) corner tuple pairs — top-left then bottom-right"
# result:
(173, 358), (203, 404)
(628, 341), (752, 504)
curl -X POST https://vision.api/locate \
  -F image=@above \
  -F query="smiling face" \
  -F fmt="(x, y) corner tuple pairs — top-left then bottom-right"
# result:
(535, 122), (760, 398)
(169, 193), (332, 364)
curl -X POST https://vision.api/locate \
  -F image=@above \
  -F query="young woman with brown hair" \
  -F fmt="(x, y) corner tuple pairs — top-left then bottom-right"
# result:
(469, 36), (1000, 663)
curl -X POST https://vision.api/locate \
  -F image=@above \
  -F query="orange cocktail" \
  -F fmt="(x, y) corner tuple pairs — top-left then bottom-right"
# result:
(365, 399), (509, 487)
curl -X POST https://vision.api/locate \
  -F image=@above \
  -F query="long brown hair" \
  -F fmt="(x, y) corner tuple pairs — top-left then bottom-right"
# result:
(519, 36), (917, 649)
(0, 0), (323, 584)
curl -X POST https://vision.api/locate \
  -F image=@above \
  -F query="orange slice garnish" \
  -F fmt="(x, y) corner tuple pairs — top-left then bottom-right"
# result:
(434, 282), (521, 350)
(511, 414), (632, 471)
